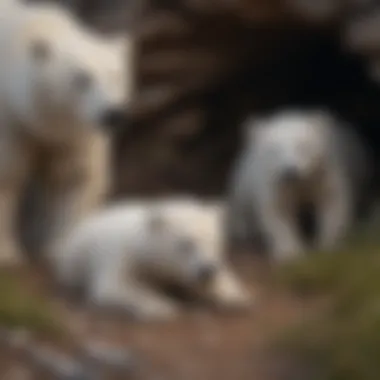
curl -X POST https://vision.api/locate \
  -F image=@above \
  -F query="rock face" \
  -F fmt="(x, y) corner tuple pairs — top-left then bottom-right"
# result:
(30, 0), (380, 198)
(341, 1), (380, 81)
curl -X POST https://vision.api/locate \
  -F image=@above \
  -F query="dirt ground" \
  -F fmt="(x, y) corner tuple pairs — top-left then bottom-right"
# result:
(0, 253), (318, 380)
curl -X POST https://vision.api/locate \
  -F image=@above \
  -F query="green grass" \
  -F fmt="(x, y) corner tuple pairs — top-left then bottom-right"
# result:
(0, 271), (63, 337)
(275, 224), (380, 380)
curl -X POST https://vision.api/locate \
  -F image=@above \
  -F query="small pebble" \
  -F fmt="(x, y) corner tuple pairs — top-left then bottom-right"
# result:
(7, 329), (32, 350)
(83, 340), (136, 371)
(26, 346), (88, 379)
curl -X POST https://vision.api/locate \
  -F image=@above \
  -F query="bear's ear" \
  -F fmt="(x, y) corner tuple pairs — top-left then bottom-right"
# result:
(106, 35), (131, 57)
(242, 115), (267, 142)
(110, 35), (128, 48)
(308, 109), (335, 129)
(30, 39), (51, 62)
(307, 109), (336, 141)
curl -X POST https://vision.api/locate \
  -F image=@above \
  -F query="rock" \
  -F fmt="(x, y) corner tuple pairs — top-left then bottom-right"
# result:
(5, 329), (32, 351)
(82, 340), (137, 373)
(26, 346), (89, 380)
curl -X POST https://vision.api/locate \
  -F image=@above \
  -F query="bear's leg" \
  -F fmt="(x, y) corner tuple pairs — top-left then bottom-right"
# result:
(0, 140), (31, 265)
(206, 266), (253, 310)
(89, 266), (180, 322)
(41, 134), (110, 256)
(257, 190), (305, 262)
(227, 200), (252, 246)
(316, 173), (352, 251)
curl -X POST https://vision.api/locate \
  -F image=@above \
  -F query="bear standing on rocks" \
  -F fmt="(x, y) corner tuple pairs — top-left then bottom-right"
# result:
(52, 197), (253, 321)
(0, 0), (130, 265)
(227, 110), (371, 261)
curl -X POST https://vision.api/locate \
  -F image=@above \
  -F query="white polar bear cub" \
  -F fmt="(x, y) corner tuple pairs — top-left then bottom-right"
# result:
(52, 198), (253, 321)
(0, 1), (130, 264)
(228, 110), (363, 262)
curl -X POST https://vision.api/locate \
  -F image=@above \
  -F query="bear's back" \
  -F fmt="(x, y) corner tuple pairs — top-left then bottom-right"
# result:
(66, 201), (153, 254)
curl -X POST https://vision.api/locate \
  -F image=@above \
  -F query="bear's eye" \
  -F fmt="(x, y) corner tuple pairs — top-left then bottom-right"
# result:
(74, 71), (92, 92)
(31, 40), (50, 62)
(178, 239), (195, 256)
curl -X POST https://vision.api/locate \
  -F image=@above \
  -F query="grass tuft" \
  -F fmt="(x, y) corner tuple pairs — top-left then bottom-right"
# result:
(275, 223), (380, 380)
(0, 270), (62, 337)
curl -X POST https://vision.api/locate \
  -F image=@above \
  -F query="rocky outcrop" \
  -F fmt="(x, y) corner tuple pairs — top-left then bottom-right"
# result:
(38, 0), (380, 197)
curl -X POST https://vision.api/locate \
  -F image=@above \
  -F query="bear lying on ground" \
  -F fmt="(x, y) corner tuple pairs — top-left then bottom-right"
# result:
(227, 109), (371, 261)
(52, 197), (253, 321)
(0, 0), (130, 264)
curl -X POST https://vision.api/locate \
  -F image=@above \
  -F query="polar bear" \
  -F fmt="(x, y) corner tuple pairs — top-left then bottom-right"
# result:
(227, 109), (371, 261)
(0, 1), (130, 264)
(52, 197), (253, 321)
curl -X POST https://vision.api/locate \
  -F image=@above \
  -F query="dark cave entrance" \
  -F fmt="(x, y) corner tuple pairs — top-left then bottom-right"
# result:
(197, 27), (380, 197)
(115, 24), (380, 201)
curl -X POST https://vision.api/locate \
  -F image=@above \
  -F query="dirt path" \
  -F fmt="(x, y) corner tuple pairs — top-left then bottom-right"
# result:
(0, 254), (316, 380)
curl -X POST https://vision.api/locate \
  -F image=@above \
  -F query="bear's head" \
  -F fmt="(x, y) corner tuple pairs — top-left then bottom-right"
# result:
(140, 199), (253, 310)
(247, 110), (333, 185)
(141, 201), (224, 290)
(9, 6), (130, 140)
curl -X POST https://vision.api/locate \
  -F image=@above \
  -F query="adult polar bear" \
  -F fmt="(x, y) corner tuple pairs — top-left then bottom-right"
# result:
(53, 198), (253, 321)
(228, 110), (370, 261)
(0, 0), (130, 264)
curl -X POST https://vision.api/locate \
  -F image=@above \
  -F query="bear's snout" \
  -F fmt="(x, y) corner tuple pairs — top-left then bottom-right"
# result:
(196, 263), (218, 284)
(100, 107), (128, 131)
(279, 165), (301, 184)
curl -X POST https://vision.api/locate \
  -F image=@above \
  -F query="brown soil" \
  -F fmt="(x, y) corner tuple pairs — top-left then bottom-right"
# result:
(0, 253), (319, 380)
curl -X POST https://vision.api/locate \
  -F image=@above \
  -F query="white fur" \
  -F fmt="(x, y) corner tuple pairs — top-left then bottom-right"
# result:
(228, 110), (354, 261)
(0, 1), (130, 264)
(0, 1), (130, 138)
(52, 197), (252, 321)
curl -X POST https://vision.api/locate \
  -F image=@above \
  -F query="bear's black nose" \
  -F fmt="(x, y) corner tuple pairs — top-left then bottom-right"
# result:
(280, 166), (300, 183)
(197, 264), (217, 283)
(101, 108), (128, 130)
